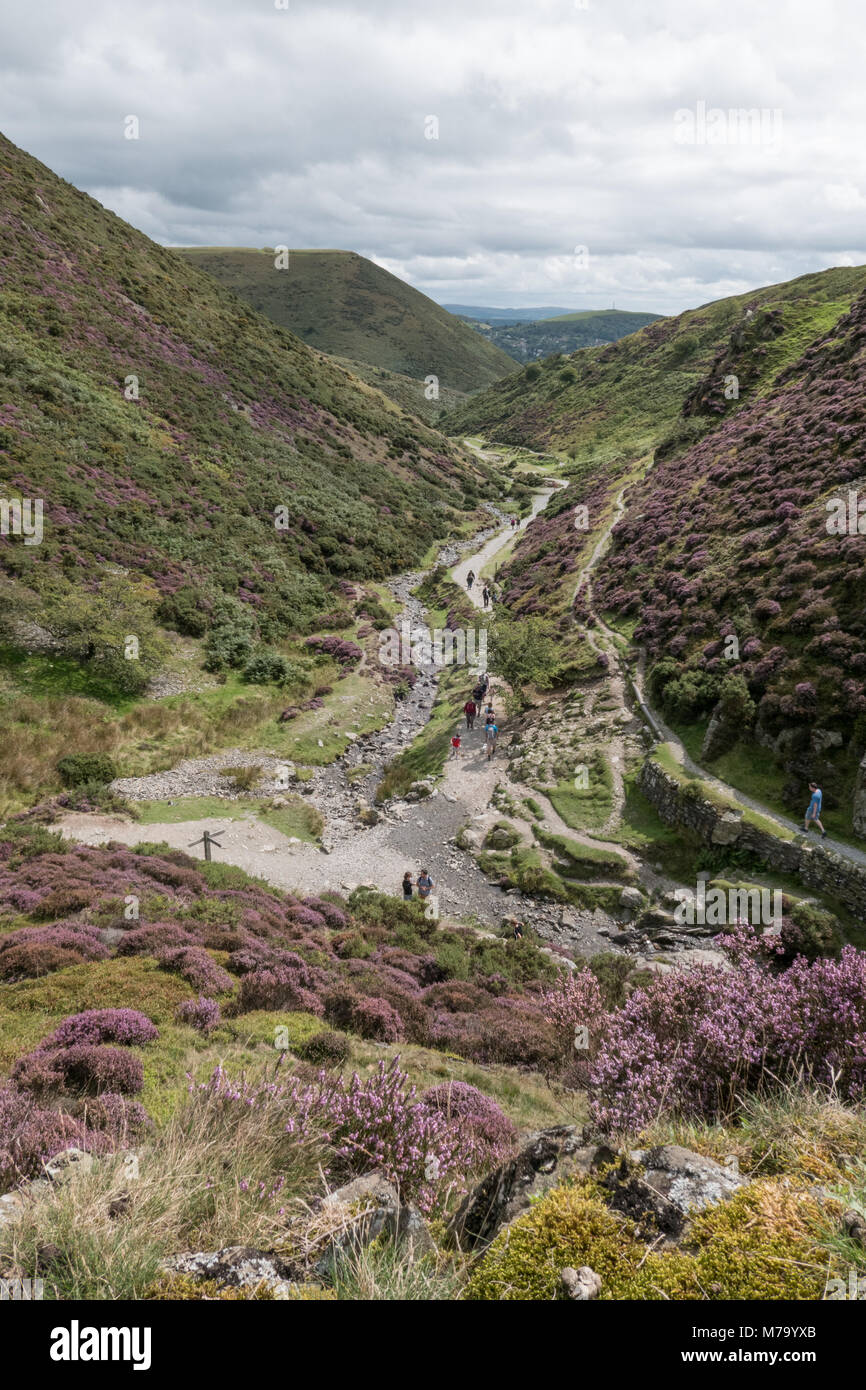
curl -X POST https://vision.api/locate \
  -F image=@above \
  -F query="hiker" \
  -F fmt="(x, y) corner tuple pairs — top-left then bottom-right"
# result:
(482, 586), (490, 608)
(402, 871), (414, 900)
(416, 868), (433, 901)
(484, 702), (495, 726)
(450, 731), (462, 759)
(464, 697), (477, 730)
(466, 569), (475, 591)
(485, 720), (499, 759)
(513, 920), (524, 940)
(804, 782), (827, 838)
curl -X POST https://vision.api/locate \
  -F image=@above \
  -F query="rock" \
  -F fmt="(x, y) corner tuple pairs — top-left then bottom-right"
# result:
(449, 1128), (616, 1250)
(316, 1172), (435, 1273)
(161, 1246), (307, 1298)
(560, 1265), (602, 1301)
(619, 886), (644, 912)
(710, 810), (743, 846)
(841, 1209), (866, 1249)
(43, 1148), (94, 1185)
(854, 752), (866, 839)
(0, 1191), (25, 1228)
(603, 1144), (747, 1239)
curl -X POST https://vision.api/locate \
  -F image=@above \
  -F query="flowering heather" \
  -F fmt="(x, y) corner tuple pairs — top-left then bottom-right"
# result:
(43, 1009), (159, 1050)
(157, 946), (234, 995)
(14, 1043), (145, 1096)
(585, 945), (866, 1134)
(419, 1082), (517, 1165)
(192, 1057), (480, 1213)
(175, 996), (221, 1033)
(0, 1086), (112, 1192)
(71, 1092), (150, 1141)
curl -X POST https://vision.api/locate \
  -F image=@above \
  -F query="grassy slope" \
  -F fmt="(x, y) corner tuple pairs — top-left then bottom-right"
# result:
(0, 133), (490, 641)
(176, 247), (518, 395)
(448, 266), (866, 465)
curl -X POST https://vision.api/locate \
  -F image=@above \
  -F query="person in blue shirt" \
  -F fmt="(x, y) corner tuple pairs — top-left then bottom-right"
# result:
(804, 782), (827, 838)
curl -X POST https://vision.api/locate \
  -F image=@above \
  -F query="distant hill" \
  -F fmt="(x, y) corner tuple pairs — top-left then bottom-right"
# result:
(0, 133), (487, 697)
(462, 308), (661, 363)
(176, 249), (518, 406)
(448, 267), (866, 462)
(442, 305), (575, 323)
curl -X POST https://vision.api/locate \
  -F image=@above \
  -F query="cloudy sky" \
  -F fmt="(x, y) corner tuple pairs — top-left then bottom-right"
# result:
(3, 0), (865, 314)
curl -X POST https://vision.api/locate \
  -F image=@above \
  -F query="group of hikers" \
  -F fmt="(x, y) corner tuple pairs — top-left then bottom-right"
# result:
(450, 670), (498, 761)
(465, 569), (493, 608)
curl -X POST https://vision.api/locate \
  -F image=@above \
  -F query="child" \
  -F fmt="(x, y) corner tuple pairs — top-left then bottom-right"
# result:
(450, 732), (462, 759)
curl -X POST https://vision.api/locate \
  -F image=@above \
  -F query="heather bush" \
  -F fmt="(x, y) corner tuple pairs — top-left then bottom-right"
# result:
(175, 996), (221, 1034)
(419, 1082), (517, 1165)
(71, 1092), (150, 1140)
(295, 1029), (351, 1067)
(587, 945), (866, 1134)
(0, 1086), (110, 1191)
(236, 967), (325, 1016)
(157, 946), (234, 995)
(56, 1045), (146, 1095)
(30, 887), (95, 919)
(44, 1009), (160, 1050)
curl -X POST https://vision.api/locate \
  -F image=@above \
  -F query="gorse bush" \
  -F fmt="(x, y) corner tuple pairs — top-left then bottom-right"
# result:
(56, 753), (118, 787)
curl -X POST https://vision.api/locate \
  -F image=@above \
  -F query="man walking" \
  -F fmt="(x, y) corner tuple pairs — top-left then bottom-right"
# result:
(485, 720), (498, 760)
(464, 697), (477, 730)
(482, 585), (490, 608)
(804, 782), (827, 838)
(416, 868), (434, 901)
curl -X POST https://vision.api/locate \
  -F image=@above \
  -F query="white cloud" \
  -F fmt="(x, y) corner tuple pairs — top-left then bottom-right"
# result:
(1, 0), (865, 313)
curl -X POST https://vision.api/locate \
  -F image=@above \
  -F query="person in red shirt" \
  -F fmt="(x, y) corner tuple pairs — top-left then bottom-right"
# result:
(463, 698), (477, 730)
(450, 732), (462, 759)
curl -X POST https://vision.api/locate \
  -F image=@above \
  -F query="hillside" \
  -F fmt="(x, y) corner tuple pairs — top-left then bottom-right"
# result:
(448, 267), (866, 463)
(463, 308), (661, 363)
(484, 266), (866, 831)
(176, 248), (518, 400)
(0, 134), (489, 692)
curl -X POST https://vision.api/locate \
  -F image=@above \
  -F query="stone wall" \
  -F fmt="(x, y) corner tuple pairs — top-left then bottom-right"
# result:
(639, 757), (866, 920)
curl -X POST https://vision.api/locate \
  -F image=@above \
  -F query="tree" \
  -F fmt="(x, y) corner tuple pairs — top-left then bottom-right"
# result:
(43, 575), (168, 695)
(488, 616), (560, 710)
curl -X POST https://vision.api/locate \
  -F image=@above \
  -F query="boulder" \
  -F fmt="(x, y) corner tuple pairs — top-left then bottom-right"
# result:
(619, 886), (644, 913)
(449, 1127), (615, 1251)
(841, 1208), (866, 1250)
(710, 810), (743, 846)
(43, 1148), (95, 1185)
(602, 1144), (746, 1239)
(161, 1246), (307, 1298)
(314, 1172), (435, 1274)
(560, 1265), (602, 1301)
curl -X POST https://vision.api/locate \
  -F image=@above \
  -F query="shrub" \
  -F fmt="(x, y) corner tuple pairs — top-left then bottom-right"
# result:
(71, 1092), (150, 1140)
(42, 1045), (145, 1096)
(44, 1009), (160, 1050)
(419, 1082), (517, 1165)
(175, 996), (221, 1033)
(778, 901), (844, 964)
(116, 923), (199, 957)
(242, 650), (297, 685)
(56, 753), (117, 787)
(237, 967), (324, 1015)
(157, 947), (234, 995)
(296, 1030), (351, 1066)
(0, 1086), (108, 1191)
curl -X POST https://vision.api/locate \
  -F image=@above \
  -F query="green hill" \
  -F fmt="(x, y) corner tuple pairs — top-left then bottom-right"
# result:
(0, 133), (488, 701)
(448, 267), (866, 462)
(176, 247), (518, 402)
(464, 308), (661, 363)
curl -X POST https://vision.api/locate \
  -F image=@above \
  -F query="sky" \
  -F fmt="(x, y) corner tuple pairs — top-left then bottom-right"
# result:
(2, 0), (866, 315)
